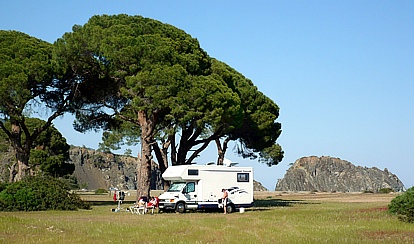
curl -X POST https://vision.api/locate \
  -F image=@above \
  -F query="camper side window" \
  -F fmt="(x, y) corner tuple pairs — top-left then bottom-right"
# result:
(184, 182), (195, 193)
(188, 169), (199, 175)
(237, 173), (249, 182)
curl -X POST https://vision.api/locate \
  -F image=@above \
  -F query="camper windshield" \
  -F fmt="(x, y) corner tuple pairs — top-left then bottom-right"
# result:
(167, 182), (186, 192)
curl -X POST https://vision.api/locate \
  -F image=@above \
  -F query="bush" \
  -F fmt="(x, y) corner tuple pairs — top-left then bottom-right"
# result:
(0, 182), (9, 192)
(61, 175), (80, 190)
(95, 188), (108, 194)
(388, 187), (414, 223)
(0, 175), (91, 211)
(379, 188), (394, 194)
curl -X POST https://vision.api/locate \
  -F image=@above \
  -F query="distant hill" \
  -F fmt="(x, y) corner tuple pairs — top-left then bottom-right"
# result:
(275, 156), (405, 192)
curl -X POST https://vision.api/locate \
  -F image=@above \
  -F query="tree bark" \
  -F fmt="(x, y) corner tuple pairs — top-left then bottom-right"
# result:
(15, 153), (30, 181)
(152, 139), (171, 190)
(170, 134), (177, 166)
(216, 137), (230, 165)
(136, 110), (154, 199)
(176, 126), (191, 165)
(8, 162), (17, 183)
(9, 123), (31, 182)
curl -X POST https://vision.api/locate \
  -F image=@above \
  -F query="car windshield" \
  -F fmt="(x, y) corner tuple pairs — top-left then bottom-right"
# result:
(167, 182), (186, 192)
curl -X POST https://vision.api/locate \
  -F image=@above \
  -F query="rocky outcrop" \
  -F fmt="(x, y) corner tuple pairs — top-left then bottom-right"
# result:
(70, 146), (163, 190)
(0, 145), (267, 191)
(254, 180), (268, 191)
(70, 147), (268, 191)
(275, 156), (405, 192)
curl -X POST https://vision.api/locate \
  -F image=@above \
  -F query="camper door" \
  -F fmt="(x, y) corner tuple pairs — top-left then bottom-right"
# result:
(182, 182), (197, 202)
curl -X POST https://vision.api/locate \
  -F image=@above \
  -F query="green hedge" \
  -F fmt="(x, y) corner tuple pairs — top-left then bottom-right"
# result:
(388, 187), (414, 223)
(0, 175), (91, 211)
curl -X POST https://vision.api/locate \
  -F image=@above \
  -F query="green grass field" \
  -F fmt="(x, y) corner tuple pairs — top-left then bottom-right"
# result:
(0, 192), (413, 243)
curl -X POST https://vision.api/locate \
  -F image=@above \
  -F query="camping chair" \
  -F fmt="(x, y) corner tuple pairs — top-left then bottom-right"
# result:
(146, 197), (159, 214)
(128, 202), (146, 214)
(130, 196), (148, 215)
(127, 203), (139, 214)
(137, 202), (147, 215)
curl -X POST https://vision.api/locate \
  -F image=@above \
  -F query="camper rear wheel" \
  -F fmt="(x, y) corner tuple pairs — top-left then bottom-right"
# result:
(176, 202), (186, 213)
(226, 204), (234, 214)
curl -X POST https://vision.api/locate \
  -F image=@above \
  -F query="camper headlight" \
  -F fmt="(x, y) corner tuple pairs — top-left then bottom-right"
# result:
(169, 199), (175, 203)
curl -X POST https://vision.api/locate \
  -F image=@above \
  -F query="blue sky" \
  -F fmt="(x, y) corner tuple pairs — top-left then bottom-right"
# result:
(1, 1), (413, 190)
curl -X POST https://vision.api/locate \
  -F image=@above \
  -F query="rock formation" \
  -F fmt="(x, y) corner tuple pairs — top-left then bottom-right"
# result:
(275, 156), (405, 192)
(0, 146), (267, 191)
(70, 147), (268, 191)
(69, 146), (163, 190)
(253, 180), (268, 191)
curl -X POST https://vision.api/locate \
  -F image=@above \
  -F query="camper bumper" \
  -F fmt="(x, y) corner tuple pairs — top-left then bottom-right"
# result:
(158, 201), (176, 210)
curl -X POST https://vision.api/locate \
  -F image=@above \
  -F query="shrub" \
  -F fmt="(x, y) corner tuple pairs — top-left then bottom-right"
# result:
(61, 175), (80, 190)
(388, 187), (414, 223)
(0, 175), (91, 211)
(95, 188), (108, 194)
(0, 182), (9, 192)
(379, 188), (394, 194)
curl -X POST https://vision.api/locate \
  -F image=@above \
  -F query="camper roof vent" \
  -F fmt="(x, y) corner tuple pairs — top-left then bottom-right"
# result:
(206, 162), (215, 165)
(223, 158), (238, 167)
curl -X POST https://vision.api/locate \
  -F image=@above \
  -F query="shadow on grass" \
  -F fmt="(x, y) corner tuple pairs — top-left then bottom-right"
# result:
(87, 201), (136, 206)
(254, 198), (319, 209)
(87, 199), (319, 212)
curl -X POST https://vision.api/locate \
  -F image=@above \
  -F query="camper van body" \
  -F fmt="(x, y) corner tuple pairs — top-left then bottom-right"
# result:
(158, 164), (253, 213)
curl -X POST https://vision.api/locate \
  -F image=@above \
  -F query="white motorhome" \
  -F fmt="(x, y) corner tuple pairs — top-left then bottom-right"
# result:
(158, 162), (254, 213)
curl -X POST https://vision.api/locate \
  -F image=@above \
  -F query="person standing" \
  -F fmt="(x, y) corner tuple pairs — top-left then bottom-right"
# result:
(221, 189), (228, 214)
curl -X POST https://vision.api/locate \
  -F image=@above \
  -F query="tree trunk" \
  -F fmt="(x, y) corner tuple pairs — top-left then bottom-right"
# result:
(152, 139), (170, 190)
(176, 139), (188, 165)
(136, 140), (151, 199)
(216, 137), (230, 165)
(136, 110), (154, 199)
(8, 162), (17, 183)
(15, 158), (30, 181)
(170, 134), (177, 166)
(9, 123), (31, 182)
(8, 149), (30, 182)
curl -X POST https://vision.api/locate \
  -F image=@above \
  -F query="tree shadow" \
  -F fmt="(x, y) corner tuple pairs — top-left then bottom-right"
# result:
(88, 200), (135, 206)
(253, 198), (318, 210)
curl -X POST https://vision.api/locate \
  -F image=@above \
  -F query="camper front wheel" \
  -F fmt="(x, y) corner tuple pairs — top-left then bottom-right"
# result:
(176, 202), (186, 213)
